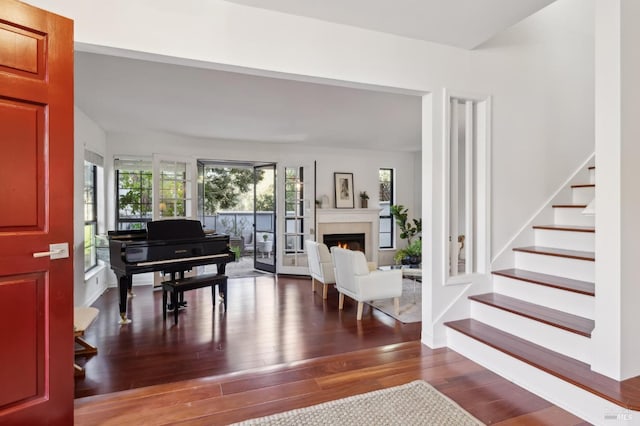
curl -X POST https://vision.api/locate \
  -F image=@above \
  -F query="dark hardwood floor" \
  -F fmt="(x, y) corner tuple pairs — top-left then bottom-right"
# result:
(74, 275), (587, 425)
(74, 275), (421, 398)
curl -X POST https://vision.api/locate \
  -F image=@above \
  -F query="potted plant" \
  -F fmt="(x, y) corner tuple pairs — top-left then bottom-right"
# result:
(394, 239), (422, 265)
(359, 191), (369, 208)
(230, 245), (241, 262)
(390, 204), (422, 265)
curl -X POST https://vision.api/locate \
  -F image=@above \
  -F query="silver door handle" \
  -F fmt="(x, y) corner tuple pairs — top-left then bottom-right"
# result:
(33, 243), (69, 259)
(33, 249), (64, 258)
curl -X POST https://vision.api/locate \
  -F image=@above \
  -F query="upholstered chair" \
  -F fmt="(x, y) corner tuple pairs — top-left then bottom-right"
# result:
(242, 230), (254, 256)
(330, 246), (402, 320)
(305, 240), (336, 299)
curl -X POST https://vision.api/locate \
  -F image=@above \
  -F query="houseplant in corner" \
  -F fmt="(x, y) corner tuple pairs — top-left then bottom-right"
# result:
(390, 204), (422, 265)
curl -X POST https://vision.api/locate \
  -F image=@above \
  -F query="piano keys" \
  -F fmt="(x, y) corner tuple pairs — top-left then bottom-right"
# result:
(108, 219), (235, 324)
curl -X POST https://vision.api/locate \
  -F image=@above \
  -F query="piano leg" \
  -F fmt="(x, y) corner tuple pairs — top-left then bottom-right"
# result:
(216, 264), (228, 311)
(166, 271), (187, 311)
(118, 275), (132, 324)
(219, 280), (227, 311)
(171, 288), (179, 325)
(217, 262), (226, 275)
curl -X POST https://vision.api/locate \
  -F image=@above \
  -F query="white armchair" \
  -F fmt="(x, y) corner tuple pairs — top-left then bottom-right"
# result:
(242, 230), (254, 255)
(305, 240), (335, 299)
(330, 247), (403, 320)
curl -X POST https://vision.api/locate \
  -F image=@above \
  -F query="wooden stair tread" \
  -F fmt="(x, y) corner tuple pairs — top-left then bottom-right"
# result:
(492, 268), (595, 296)
(552, 204), (587, 209)
(513, 246), (595, 261)
(571, 184), (595, 188)
(445, 319), (640, 410)
(469, 293), (594, 337)
(532, 224), (595, 233)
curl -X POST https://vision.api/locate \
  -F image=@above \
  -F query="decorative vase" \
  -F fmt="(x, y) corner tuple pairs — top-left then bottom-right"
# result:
(361, 199), (368, 208)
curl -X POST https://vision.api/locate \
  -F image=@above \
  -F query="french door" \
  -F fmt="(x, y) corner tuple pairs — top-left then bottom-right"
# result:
(254, 164), (276, 273)
(279, 164), (314, 275)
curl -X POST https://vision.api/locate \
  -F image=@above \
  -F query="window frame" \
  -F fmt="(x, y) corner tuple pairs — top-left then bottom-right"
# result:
(115, 168), (153, 231)
(283, 166), (305, 255)
(379, 168), (395, 249)
(84, 161), (98, 272)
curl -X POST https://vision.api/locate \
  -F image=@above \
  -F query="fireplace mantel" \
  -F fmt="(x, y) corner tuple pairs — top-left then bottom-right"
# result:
(316, 208), (381, 223)
(316, 208), (380, 263)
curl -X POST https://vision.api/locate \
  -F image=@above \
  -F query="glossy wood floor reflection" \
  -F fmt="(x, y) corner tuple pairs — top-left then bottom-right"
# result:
(74, 276), (587, 425)
(74, 343), (588, 425)
(74, 275), (421, 398)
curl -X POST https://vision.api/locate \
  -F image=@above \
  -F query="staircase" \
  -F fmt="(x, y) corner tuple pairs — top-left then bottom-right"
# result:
(444, 166), (640, 424)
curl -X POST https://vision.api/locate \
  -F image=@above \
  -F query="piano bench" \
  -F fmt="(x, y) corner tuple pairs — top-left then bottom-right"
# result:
(162, 273), (228, 325)
(74, 307), (99, 377)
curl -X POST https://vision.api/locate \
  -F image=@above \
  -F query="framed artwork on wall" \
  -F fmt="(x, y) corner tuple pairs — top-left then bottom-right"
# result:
(334, 172), (354, 208)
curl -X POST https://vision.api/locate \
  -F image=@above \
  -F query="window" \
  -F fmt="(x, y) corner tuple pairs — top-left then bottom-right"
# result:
(115, 158), (153, 230)
(379, 168), (394, 248)
(84, 161), (97, 271)
(157, 160), (187, 219)
(446, 94), (491, 279)
(284, 166), (304, 255)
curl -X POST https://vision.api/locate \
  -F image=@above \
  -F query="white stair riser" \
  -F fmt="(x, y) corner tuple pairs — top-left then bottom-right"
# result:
(470, 301), (591, 364)
(589, 168), (595, 184)
(515, 252), (594, 282)
(493, 275), (594, 319)
(553, 208), (595, 227)
(572, 186), (595, 204)
(446, 329), (640, 426)
(534, 229), (594, 252)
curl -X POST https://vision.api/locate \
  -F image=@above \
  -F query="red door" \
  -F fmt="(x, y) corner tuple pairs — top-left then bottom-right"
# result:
(0, 1), (74, 424)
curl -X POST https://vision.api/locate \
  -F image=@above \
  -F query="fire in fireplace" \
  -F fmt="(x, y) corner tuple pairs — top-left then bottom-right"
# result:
(323, 233), (365, 254)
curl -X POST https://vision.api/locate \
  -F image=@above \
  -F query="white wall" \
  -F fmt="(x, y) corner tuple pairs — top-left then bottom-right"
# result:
(26, 0), (597, 359)
(74, 107), (109, 306)
(473, 0), (595, 255)
(423, 0), (596, 346)
(593, 0), (640, 380)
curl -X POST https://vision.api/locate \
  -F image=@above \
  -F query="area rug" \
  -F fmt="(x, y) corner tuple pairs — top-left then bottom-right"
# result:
(368, 278), (422, 323)
(204, 257), (273, 279)
(232, 380), (483, 425)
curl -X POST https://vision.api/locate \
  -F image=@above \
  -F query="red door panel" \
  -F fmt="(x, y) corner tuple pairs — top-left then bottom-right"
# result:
(0, 1), (74, 423)
(0, 100), (44, 228)
(0, 275), (44, 408)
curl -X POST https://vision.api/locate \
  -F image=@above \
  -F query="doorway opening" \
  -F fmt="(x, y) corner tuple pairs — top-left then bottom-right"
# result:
(197, 160), (275, 277)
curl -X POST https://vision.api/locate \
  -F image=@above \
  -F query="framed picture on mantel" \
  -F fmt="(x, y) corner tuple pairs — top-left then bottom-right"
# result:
(334, 172), (354, 209)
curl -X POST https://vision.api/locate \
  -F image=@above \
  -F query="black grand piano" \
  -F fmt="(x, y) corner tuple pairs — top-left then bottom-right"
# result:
(108, 219), (235, 324)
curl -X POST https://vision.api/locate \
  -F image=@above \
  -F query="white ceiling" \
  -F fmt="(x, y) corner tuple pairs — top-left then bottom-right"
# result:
(75, 52), (423, 151)
(75, 1), (555, 152)
(226, 0), (556, 50)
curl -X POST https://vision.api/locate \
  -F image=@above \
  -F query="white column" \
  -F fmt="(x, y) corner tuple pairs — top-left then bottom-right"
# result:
(592, 0), (640, 380)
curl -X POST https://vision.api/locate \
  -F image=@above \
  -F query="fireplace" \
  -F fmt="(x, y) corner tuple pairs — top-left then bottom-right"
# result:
(323, 233), (365, 254)
(316, 208), (380, 264)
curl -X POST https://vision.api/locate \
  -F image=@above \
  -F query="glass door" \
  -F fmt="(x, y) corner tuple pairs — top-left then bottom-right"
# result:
(254, 164), (276, 273)
(279, 164), (314, 275)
